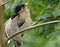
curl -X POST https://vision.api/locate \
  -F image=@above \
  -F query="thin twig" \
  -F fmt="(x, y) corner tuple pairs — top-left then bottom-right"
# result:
(33, 16), (60, 25)
(0, 0), (11, 6)
(4, 0), (11, 5)
(32, 18), (43, 25)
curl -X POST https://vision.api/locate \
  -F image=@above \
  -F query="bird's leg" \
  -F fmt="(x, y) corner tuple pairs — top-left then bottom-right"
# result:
(14, 40), (23, 47)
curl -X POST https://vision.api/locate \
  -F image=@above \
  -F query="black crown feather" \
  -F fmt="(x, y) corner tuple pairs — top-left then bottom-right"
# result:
(14, 4), (25, 13)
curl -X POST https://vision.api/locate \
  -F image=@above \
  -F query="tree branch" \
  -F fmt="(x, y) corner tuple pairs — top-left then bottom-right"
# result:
(4, 20), (60, 45)
(8, 20), (60, 41)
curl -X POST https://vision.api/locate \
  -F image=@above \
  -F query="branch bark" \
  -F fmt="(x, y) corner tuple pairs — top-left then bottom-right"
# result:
(0, 0), (7, 47)
(8, 20), (60, 41)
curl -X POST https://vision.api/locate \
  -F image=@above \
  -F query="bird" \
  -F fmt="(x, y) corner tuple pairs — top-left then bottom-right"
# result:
(5, 4), (32, 47)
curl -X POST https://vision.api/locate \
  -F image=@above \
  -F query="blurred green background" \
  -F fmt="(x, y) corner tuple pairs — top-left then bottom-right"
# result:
(4, 0), (60, 47)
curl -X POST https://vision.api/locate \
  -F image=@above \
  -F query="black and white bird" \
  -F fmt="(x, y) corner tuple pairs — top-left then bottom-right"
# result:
(5, 4), (32, 47)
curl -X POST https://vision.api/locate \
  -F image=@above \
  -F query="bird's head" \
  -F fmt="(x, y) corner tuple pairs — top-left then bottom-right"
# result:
(11, 4), (26, 20)
(11, 4), (30, 19)
(11, 4), (30, 24)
